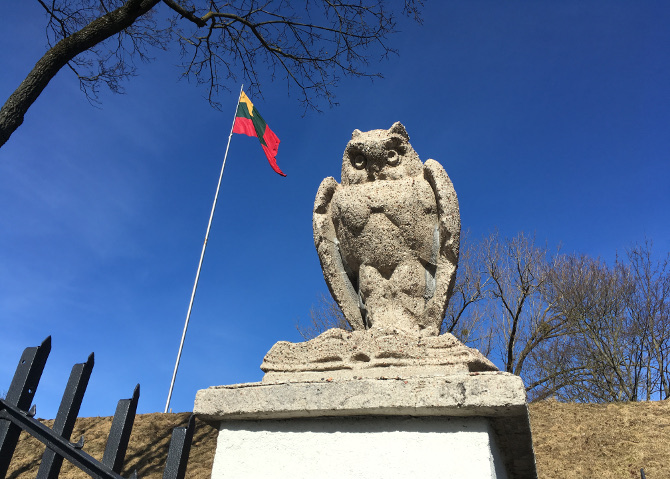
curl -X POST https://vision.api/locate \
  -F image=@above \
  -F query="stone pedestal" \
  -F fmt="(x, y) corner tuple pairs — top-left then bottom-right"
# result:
(194, 372), (537, 478)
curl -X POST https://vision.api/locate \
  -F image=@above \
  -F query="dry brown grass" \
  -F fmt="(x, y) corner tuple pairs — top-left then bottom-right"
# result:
(529, 399), (670, 479)
(6, 401), (670, 478)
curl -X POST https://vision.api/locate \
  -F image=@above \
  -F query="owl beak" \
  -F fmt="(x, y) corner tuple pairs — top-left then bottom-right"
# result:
(367, 154), (385, 178)
(367, 163), (380, 180)
(361, 147), (387, 180)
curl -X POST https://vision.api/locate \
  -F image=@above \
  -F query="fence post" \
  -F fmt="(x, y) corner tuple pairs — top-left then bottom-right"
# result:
(0, 336), (51, 478)
(102, 384), (140, 474)
(163, 415), (196, 479)
(36, 352), (94, 479)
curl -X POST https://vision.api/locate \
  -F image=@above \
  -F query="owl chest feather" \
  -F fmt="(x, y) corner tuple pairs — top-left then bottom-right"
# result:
(331, 176), (438, 272)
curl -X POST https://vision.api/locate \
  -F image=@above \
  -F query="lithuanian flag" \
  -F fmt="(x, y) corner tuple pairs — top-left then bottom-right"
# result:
(232, 91), (286, 177)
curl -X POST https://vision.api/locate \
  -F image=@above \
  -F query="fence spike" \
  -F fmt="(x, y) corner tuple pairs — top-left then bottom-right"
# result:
(0, 336), (51, 477)
(162, 414), (196, 479)
(37, 351), (95, 479)
(102, 384), (140, 473)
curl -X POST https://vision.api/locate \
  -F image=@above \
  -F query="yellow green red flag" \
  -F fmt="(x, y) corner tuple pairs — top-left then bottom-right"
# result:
(232, 91), (285, 177)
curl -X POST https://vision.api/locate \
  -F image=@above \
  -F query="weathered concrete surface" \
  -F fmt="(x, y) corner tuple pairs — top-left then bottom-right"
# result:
(195, 372), (525, 421)
(314, 122), (460, 336)
(212, 416), (508, 479)
(261, 328), (497, 383)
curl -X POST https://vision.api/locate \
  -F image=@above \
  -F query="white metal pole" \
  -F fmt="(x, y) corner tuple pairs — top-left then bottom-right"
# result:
(164, 85), (244, 413)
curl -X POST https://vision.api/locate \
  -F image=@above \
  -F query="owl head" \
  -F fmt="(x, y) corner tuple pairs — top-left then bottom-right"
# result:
(341, 122), (423, 186)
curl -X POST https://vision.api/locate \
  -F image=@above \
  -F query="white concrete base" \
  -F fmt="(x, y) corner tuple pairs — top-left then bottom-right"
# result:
(213, 416), (507, 479)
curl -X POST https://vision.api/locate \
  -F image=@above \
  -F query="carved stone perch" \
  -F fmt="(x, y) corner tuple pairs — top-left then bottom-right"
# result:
(261, 329), (497, 383)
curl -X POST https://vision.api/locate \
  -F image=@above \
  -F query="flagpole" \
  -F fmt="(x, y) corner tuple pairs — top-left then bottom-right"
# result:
(164, 84), (244, 413)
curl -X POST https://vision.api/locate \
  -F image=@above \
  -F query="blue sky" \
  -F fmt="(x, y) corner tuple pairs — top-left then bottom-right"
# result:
(1, 1), (668, 418)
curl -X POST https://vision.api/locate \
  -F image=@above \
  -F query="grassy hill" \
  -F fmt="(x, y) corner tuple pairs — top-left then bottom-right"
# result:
(6, 400), (670, 478)
(530, 399), (668, 478)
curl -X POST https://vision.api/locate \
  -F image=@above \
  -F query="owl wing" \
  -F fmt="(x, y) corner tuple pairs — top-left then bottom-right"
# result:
(313, 177), (366, 331)
(422, 159), (461, 332)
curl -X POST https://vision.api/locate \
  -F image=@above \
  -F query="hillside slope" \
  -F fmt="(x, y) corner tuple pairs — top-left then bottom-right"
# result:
(530, 400), (669, 479)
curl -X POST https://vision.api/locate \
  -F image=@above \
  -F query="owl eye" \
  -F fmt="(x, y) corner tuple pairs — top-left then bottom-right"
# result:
(387, 150), (400, 166)
(352, 154), (367, 170)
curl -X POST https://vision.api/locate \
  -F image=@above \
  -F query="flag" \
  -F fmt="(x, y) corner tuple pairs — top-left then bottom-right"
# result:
(232, 91), (286, 177)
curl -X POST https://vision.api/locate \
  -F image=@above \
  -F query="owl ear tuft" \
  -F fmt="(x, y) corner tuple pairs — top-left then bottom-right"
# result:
(389, 122), (409, 141)
(351, 129), (362, 139)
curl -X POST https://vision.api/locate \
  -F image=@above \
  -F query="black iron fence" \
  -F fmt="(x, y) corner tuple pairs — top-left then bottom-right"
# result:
(0, 337), (194, 479)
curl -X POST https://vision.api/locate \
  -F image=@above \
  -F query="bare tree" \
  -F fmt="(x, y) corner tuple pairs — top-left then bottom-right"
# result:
(537, 254), (630, 401)
(0, 0), (422, 148)
(546, 254), (643, 401)
(439, 232), (493, 355)
(478, 232), (571, 380)
(528, 243), (669, 402)
(623, 241), (669, 400)
(296, 292), (350, 340)
(441, 232), (489, 334)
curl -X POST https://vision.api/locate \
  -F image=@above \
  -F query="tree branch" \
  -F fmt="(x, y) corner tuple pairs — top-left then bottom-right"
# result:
(162, 0), (206, 27)
(0, 0), (160, 148)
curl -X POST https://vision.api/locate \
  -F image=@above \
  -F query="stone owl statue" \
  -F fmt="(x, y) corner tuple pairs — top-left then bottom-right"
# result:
(313, 122), (460, 337)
